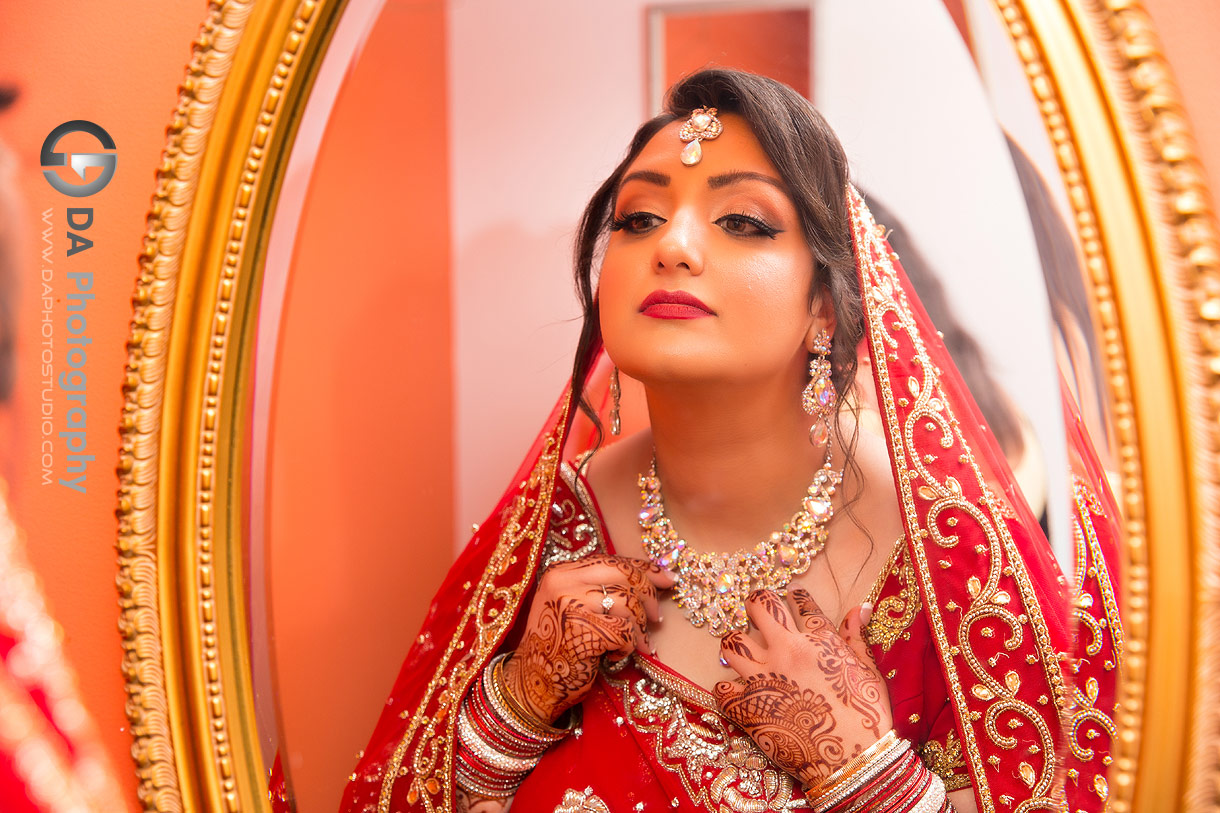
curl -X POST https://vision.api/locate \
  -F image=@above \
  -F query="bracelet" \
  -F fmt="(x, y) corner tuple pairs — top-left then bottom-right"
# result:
(806, 730), (902, 807)
(487, 654), (573, 741)
(453, 653), (577, 800)
(804, 733), (949, 813)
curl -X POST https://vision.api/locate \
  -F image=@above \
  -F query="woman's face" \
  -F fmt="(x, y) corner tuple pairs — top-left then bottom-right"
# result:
(599, 113), (828, 391)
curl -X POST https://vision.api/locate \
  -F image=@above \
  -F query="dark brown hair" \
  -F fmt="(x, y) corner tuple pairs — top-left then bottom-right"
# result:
(568, 68), (862, 443)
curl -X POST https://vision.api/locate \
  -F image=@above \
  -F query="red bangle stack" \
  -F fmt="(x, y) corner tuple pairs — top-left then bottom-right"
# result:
(804, 731), (952, 813)
(454, 653), (574, 799)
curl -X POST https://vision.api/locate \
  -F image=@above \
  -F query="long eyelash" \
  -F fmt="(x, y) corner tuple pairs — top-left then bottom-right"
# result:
(610, 211), (656, 232)
(724, 211), (781, 239)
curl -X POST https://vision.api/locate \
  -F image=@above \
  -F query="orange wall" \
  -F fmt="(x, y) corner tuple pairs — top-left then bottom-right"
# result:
(0, 4), (207, 810)
(664, 9), (811, 97)
(1140, 0), (1220, 231)
(263, 2), (453, 810)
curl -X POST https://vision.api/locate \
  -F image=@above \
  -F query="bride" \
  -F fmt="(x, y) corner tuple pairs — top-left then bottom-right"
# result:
(339, 68), (1119, 813)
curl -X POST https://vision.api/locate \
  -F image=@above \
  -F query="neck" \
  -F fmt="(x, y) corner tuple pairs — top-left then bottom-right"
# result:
(642, 377), (843, 552)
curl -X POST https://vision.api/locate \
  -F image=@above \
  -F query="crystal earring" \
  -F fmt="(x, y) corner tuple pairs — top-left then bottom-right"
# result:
(609, 367), (622, 436)
(801, 330), (835, 446)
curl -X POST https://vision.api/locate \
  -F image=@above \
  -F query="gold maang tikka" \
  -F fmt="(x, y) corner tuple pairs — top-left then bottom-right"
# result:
(678, 106), (722, 166)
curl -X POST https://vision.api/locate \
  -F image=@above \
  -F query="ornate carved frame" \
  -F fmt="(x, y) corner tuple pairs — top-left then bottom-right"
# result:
(115, 0), (1220, 810)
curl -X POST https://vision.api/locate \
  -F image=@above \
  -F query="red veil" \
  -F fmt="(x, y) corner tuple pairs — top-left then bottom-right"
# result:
(338, 187), (1121, 813)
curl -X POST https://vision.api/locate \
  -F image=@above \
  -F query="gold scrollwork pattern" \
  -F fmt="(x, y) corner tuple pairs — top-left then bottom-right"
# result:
(1063, 477), (1122, 808)
(553, 787), (611, 813)
(609, 662), (806, 812)
(853, 186), (1067, 813)
(378, 403), (568, 812)
(920, 728), (971, 793)
(862, 542), (921, 653)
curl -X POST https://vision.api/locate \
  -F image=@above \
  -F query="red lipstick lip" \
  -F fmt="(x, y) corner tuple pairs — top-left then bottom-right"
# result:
(639, 289), (716, 318)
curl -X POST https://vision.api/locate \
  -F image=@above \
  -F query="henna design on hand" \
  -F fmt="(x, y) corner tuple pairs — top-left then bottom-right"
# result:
(809, 635), (885, 737)
(715, 673), (846, 788)
(599, 583), (647, 628)
(566, 554), (662, 601)
(504, 597), (633, 723)
(791, 588), (885, 737)
(790, 587), (834, 634)
(720, 630), (759, 662)
(748, 589), (795, 630)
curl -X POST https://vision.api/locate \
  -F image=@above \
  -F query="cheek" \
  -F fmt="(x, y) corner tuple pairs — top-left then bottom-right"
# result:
(729, 257), (815, 337)
(596, 247), (645, 332)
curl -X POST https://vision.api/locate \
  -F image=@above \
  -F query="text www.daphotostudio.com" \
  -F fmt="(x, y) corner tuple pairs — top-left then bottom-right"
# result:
(37, 120), (116, 494)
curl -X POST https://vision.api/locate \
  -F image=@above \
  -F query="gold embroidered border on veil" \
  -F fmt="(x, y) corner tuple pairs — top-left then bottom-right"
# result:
(850, 185), (1072, 812)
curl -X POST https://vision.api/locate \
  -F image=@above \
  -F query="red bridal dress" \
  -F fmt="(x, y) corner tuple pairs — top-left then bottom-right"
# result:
(339, 188), (1123, 813)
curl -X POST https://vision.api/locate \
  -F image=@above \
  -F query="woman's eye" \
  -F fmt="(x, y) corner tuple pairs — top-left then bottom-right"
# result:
(611, 212), (664, 233)
(717, 213), (779, 238)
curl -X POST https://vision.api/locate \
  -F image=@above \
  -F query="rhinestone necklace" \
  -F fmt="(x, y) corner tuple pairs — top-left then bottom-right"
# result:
(638, 444), (843, 637)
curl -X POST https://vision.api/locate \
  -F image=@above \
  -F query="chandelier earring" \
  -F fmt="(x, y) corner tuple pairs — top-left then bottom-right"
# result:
(801, 329), (835, 447)
(609, 367), (622, 436)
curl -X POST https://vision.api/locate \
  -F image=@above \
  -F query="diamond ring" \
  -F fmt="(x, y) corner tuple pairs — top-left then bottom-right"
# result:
(600, 586), (615, 613)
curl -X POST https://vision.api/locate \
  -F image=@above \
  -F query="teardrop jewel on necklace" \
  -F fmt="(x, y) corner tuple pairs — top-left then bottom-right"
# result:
(638, 439), (843, 637)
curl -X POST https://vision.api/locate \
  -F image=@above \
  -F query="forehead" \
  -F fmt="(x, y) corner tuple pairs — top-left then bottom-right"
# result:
(626, 113), (782, 179)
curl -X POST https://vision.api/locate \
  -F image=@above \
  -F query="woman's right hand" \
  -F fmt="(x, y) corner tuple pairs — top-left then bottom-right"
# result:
(500, 554), (675, 724)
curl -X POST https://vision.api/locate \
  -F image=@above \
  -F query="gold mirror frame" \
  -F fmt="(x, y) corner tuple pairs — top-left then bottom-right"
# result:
(115, 1), (1220, 811)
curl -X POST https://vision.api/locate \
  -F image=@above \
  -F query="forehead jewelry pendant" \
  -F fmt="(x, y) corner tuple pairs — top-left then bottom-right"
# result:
(678, 106), (722, 166)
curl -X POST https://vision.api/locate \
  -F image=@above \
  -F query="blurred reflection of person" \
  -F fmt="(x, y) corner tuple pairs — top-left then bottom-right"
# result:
(1003, 136), (1118, 483)
(340, 70), (1121, 813)
(0, 85), (128, 813)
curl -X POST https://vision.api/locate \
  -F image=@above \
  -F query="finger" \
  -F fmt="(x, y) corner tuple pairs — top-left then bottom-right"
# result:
(590, 563), (665, 623)
(563, 556), (663, 597)
(644, 562), (677, 592)
(744, 589), (797, 643)
(566, 603), (636, 662)
(719, 629), (764, 675)
(602, 554), (677, 595)
(711, 677), (746, 709)
(838, 603), (878, 668)
(788, 586), (835, 635)
(586, 584), (650, 631)
(588, 586), (652, 654)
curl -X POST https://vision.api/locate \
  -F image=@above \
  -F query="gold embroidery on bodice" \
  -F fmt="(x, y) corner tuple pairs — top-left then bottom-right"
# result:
(605, 659), (809, 811)
(553, 787), (611, 812)
(861, 540), (921, 652)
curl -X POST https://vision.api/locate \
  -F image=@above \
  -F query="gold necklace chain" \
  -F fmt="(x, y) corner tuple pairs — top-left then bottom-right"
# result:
(637, 444), (842, 636)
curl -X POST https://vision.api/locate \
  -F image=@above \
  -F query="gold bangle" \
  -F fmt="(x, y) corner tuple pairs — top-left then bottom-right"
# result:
(489, 654), (573, 740)
(805, 730), (901, 804)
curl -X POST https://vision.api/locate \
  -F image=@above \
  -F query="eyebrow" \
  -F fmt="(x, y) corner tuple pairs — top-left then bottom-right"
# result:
(619, 170), (670, 189)
(617, 169), (786, 193)
(707, 171), (787, 192)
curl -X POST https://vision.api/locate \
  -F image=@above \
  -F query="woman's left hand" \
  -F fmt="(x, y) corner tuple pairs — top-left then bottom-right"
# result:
(712, 587), (893, 791)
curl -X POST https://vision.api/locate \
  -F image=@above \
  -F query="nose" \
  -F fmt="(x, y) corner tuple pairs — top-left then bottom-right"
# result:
(653, 211), (704, 276)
